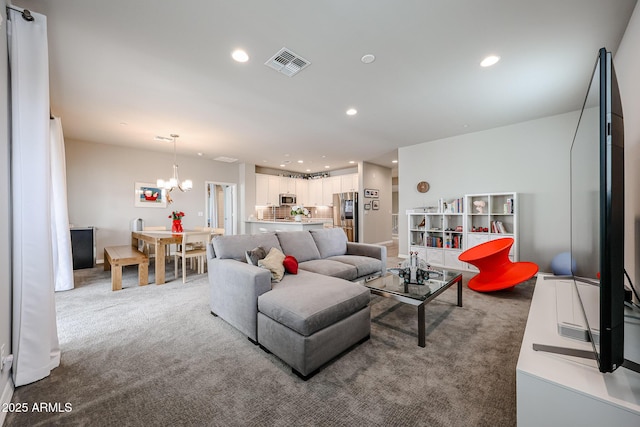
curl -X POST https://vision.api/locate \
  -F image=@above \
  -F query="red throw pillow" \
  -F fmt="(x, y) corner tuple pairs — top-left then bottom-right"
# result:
(283, 255), (298, 274)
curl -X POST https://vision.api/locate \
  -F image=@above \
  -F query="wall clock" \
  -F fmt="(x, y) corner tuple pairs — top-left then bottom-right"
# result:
(416, 181), (430, 193)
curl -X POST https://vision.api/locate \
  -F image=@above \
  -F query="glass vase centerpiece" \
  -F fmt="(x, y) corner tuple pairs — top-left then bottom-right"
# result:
(290, 205), (309, 222)
(396, 251), (430, 285)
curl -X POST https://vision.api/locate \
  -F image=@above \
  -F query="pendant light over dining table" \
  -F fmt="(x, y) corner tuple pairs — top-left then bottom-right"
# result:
(157, 134), (193, 192)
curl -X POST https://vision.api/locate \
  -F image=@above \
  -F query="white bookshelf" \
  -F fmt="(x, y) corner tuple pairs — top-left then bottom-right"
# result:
(407, 197), (465, 270)
(406, 192), (518, 272)
(463, 192), (518, 271)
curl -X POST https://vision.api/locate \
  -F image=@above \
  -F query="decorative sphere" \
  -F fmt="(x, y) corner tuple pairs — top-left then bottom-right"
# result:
(551, 252), (576, 276)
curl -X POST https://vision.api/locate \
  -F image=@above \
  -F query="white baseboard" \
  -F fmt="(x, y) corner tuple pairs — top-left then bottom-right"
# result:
(375, 240), (394, 246)
(0, 376), (14, 427)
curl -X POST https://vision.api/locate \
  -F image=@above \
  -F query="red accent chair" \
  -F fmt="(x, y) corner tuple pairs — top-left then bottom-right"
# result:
(458, 238), (538, 292)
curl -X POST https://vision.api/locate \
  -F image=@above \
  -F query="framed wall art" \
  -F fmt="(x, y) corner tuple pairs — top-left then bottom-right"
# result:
(364, 188), (379, 198)
(134, 182), (167, 208)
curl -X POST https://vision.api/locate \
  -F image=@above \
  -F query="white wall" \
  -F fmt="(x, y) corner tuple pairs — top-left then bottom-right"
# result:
(398, 0), (640, 274)
(0, 0), (13, 416)
(239, 162), (256, 235)
(361, 162), (393, 244)
(399, 111), (578, 271)
(65, 139), (241, 261)
(615, 2), (640, 289)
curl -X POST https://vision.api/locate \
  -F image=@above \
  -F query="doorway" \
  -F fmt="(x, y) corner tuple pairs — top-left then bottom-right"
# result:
(205, 182), (237, 235)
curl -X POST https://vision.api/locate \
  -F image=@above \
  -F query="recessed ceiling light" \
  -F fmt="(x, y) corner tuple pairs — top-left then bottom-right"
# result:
(349, 161), (355, 164)
(297, 160), (304, 163)
(280, 164), (286, 167)
(119, 122), (128, 126)
(480, 55), (500, 67)
(392, 160), (398, 163)
(325, 165), (330, 169)
(232, 49), (249, 63)
(346, 108), (358, 116)
(306, 169), (311, 172)
(361, 54), (375, 64)
(197, 152), (204, 157)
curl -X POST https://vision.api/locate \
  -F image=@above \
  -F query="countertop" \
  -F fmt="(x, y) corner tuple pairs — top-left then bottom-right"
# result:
(245, 219), (330, 225)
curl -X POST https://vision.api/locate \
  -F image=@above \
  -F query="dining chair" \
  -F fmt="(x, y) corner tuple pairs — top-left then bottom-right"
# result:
(174, 231), (211, 283)
(188, 226), (212, 250)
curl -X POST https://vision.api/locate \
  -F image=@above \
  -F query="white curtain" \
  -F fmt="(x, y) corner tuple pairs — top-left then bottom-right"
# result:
(51, 117), (74, 292)
(9, 7), (61, 387)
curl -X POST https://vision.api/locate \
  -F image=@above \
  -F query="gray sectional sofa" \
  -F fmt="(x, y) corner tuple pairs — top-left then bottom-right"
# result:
(206, 227), (387, 379)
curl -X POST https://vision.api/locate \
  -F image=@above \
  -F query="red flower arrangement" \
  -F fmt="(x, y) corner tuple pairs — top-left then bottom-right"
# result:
(169, 211), (185, 220)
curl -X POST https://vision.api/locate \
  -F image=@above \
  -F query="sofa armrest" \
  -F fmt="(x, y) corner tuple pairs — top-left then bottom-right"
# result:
(208, 258), (272, 341)
(346, 242), (387, 275)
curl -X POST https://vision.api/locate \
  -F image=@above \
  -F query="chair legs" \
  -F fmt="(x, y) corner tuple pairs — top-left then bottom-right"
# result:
(175, 254), (206, 283)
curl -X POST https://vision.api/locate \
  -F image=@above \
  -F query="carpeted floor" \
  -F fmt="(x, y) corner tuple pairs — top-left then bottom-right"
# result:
(5, 253), (534, 427)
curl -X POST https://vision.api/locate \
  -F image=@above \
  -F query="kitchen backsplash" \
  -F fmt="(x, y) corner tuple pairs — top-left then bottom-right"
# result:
(256, 205), (333, 221)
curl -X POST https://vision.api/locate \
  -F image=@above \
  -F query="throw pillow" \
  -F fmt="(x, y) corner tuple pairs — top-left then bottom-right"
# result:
(283, 255), (298, 274)
(245, 246), (267, 266)
(258, 247), (286, 282)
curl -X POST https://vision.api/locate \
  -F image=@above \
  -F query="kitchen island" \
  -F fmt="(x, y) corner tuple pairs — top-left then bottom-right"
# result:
(245, 219), (329, 234)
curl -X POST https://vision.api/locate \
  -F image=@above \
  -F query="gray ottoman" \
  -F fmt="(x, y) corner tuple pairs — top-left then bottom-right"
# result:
(257, 271), (371, 379)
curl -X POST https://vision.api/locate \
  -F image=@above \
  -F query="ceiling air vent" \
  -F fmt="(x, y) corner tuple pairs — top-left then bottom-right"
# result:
(214, 156), (238, 163)
(265, 47), (311, 77)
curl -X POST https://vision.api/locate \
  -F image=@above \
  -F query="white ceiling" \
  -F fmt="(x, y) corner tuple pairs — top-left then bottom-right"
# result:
(12, 0), (637, 175)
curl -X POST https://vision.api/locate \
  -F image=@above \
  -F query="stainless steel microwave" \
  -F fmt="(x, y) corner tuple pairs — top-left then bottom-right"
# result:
(279, 194), (296, 205)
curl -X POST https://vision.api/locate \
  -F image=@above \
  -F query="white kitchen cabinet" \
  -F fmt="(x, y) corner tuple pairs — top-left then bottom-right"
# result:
(322, 176), (341, 206)
(340, 173), (358, 193)
(279, 177), (296, 194)
(308, 179), (323, 206)
(295, 178), (308, 206)
(255, 173), (281, 206)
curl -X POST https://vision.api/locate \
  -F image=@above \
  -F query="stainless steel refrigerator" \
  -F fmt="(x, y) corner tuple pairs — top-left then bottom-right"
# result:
(333, 192), (358, 242)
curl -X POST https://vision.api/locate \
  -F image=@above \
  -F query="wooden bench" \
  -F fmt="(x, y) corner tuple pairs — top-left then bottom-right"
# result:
(104, 245), (149, 291)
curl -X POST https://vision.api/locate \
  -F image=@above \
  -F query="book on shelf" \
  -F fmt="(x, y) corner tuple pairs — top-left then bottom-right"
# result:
(490, 220), (508, 234)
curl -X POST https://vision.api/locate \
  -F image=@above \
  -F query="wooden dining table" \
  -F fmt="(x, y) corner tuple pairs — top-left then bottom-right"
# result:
(131, 230), (221, 284)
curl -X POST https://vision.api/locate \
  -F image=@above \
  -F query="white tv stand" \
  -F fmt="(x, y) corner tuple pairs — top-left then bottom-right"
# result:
(516, 274), (640, 426)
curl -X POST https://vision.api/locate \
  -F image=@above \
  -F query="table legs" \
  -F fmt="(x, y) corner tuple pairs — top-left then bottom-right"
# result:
(416, 276), (463, 348)
(131, 235), (167, 285)
(155, 243), (166, 284)
(418, 304), (425, 347)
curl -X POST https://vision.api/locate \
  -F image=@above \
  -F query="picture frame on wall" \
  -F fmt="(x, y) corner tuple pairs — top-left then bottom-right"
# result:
(364, 188), (379, 198)
(364, 203), (371, 210)
(372, 200), (380, 210)
(134, 182), (167, 208)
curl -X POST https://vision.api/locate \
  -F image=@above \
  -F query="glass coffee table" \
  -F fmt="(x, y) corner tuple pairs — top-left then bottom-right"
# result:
(360, 268), (463, 347)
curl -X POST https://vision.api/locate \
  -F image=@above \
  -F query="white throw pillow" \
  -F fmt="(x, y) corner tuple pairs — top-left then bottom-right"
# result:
(258, 247), (286, 282)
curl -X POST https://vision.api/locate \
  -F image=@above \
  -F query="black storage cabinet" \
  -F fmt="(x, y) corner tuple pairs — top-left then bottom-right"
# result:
(70, 227), (95, 269)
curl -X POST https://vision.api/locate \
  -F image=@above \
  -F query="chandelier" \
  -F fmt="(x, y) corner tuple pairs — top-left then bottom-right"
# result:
(157, 134), (193, 192)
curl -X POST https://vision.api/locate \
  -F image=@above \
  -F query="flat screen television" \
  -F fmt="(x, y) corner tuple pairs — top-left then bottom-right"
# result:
(570, 47), (625, 373)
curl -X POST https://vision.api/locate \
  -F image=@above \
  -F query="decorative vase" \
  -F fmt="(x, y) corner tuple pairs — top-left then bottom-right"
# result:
(294, 214), (302, 222)
(172, 219), (183, 233)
